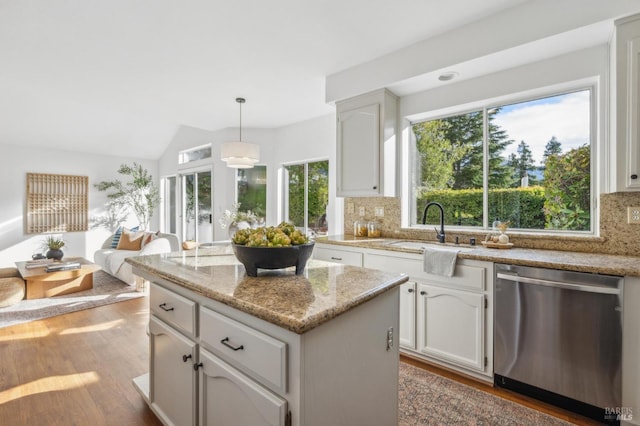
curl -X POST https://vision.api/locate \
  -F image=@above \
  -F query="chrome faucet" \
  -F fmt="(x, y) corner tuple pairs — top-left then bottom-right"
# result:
(422, 202), (446, 243)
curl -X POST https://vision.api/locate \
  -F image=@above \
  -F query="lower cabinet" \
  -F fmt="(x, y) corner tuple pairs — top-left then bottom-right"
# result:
(147, 284), (287, 426)
(198, 348), (288, 426)
(364, 250), (493, 382)
(149, 317), (197, 426)
(399, 282), (416, 349)
(138, 277), (400, 426)
(416, 283), (485, 371)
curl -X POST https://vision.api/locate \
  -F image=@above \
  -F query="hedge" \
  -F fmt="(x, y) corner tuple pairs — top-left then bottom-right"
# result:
(418, 186), (546, 229)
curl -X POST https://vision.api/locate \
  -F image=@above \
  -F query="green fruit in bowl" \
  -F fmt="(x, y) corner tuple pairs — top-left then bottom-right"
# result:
(232, 222), (310, 247)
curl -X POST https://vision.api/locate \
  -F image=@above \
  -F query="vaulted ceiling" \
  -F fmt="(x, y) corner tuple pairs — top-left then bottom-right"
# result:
(0, 1), (635, 159)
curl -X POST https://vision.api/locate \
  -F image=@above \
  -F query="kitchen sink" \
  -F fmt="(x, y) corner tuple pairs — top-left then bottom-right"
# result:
(384, 240), (475, 252)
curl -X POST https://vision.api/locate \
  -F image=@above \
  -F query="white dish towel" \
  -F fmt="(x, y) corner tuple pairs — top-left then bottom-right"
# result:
(423, 246), (460, 277)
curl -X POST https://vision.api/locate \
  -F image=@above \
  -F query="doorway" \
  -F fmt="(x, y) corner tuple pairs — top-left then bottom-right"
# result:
(181, 169), (213, 244)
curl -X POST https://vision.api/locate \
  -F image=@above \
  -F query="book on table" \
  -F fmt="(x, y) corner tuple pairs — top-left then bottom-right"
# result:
(45, 262), (81, 272)
(25, 259), (54, 269)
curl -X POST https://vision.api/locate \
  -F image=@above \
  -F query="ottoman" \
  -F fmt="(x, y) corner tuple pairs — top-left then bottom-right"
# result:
(0, 267), (26, 308)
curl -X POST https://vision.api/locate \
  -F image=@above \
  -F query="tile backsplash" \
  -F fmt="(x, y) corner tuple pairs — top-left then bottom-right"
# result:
(343, 193), (640, 256)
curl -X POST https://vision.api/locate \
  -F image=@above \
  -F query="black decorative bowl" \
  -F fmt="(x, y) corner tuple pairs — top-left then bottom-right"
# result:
(231, 242), (315, 277)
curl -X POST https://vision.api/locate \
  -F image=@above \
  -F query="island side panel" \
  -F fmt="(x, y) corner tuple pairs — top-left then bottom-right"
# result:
(299, 287), (400, 426)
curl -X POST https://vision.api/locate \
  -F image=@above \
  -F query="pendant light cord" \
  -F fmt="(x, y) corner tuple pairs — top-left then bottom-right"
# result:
(236, 97), (245, 142)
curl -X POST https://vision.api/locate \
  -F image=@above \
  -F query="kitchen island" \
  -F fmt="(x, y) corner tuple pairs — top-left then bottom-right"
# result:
(126, 245), (408, 426)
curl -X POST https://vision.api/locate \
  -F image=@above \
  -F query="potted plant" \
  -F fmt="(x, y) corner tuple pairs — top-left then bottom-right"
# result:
(94, 163), (160, 231)
(219, 203), (263, 239)
(42, 235), (65, 260)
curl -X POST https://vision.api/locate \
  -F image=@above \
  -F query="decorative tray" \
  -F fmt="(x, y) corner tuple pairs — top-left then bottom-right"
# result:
(481, 241), (514, 249)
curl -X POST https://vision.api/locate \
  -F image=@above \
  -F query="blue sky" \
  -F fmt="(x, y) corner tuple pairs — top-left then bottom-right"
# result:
(492, 90), (590, 165)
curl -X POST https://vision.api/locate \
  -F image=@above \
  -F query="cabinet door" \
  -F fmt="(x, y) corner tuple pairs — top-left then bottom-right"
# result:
(417, 283), (485, 371)
(625, 36), (640, 189)
(198, 348), (287, 426)
(149, 317), (197, 426)
(399, 281), (416, 349)
(336, 103), (380, 196)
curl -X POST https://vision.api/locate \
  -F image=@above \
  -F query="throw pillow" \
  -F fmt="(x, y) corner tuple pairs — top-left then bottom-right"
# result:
(110, 226), (123, 248)
(111, 226), (139, 248)
(141, 231), (158, 248)
(116, 228), (144, 250)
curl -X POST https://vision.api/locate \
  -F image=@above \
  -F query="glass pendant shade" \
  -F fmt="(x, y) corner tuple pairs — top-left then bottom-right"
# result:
(221, 141), (260, 169)
(221, 97), (259, 169)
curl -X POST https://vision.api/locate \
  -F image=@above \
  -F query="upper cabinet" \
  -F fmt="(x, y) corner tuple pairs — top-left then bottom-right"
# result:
(612, 13), (640, 192)
(336, 89), (398, 197)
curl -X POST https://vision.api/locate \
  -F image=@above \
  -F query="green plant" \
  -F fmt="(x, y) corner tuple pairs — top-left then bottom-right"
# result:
(94, 163), (160, 230)
(42, 235), (65, 251)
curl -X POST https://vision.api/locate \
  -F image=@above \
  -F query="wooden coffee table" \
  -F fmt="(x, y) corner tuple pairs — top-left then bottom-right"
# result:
(15, 257), (101, 299)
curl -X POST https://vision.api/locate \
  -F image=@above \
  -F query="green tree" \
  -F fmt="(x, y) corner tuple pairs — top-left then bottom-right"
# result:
(543, 136), (562, 161)
(543, 144), (590, 230)
(412, 119), (468, 190)
(446, 111), (485, 189)
(508, 140), (539, 186)
(445, 109), (513, 190)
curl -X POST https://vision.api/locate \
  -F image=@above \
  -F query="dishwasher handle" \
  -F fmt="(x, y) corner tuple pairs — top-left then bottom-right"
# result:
(497, 272), (621, 295)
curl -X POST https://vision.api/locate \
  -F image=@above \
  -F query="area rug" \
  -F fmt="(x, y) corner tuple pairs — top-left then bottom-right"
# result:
(0, 270), (144, 329)
(398, 362), (572, 425)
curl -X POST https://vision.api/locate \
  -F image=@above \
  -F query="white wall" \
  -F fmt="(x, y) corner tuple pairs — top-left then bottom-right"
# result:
(0, 143), (158, 267)
(158, 124), (276, 241)
(273, 113), (341, 235)
(157, 113), (339, 241)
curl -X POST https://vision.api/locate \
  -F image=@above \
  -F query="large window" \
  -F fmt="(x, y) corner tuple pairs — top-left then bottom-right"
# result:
(283, 160), (329, 236)
(237, 166), (267, 220)
(411, 88), (592, 233)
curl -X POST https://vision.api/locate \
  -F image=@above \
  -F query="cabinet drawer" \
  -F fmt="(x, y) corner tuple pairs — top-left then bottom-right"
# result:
(200, 306), (287, 394)
(314, 246), (363, 266)
(150, 283), (197, 337)
(365, 253), (485, 291)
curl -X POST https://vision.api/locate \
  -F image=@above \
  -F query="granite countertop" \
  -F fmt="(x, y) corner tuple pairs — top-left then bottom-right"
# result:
(125, 244), (408, 334)
(316, 235), (640, 277)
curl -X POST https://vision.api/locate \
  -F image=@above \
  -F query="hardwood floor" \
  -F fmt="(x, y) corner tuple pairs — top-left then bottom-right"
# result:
(0, 297), (161, 425)
(0, 297), (601, 425)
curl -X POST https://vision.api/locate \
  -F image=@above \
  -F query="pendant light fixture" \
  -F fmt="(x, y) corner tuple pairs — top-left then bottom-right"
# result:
(221, 97), (260, 169)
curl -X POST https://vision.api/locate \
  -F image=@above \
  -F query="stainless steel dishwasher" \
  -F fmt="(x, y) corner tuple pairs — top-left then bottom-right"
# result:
(494, 263), (623, 423)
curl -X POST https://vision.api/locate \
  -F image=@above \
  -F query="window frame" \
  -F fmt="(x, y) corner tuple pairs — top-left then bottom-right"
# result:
(281, 158), (329, 236)
(405, 83), (598, 236)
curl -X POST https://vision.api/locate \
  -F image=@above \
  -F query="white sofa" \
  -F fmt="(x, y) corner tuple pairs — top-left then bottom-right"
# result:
(93, 232), (180, 286)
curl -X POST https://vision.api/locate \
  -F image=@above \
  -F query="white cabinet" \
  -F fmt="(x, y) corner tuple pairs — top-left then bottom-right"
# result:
(313, 245), (363, 266)
(416, 283), (485, 371)
(198, 348), (288, 426)
(146, 283), (287, 426)
(135, 270), (401, 426)
(336, 89), (398, 197)
(399, 282), (416, 349)
(149, 317), (197, 426)
(364, 249), (493, 382)
(613, 13), (640, 191)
